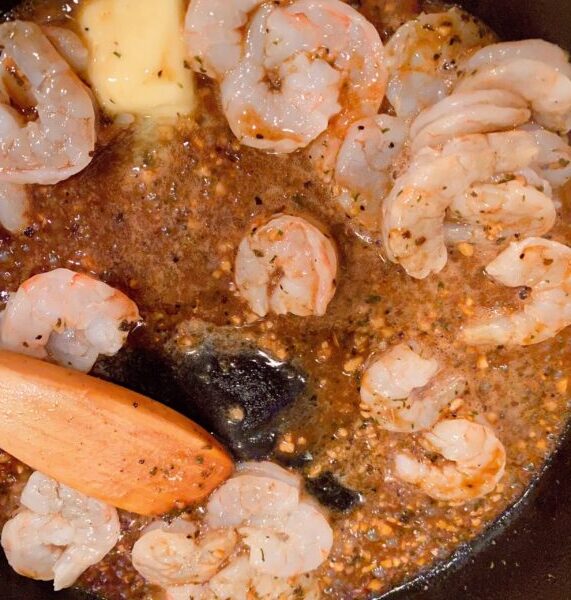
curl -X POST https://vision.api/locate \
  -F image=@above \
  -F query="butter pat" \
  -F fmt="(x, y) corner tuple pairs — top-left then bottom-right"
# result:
(79, 0), (194, 118)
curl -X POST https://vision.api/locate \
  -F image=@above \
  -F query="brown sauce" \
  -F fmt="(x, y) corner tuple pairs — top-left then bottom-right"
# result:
(0, 1), (570, 599)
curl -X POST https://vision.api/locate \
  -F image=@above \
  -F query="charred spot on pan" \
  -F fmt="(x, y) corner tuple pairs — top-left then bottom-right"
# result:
(305, 471), (363, 513)
(94, 339), (309, 460)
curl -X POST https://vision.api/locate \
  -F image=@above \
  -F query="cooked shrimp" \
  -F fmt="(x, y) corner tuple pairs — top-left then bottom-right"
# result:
(206, 462), (333, 578)
(0, 21), (95, 185)
(462, 238), (571, 346)
(209, 556), (320, 600)
(185, 0), (263, 79)
(395, 419), (506, 503)
(0, 268), (140, 372)
(220, 0), (386, 153)
(456, 43), (571, 133)
(410, 90), (531, 152)
(167, 556), (320, 600)
(132, 518), (237, 587)
(448, 169), (556, 243)
(235, 215), (337, 317)
(0, 182), (29, 233)
(42, 26), (89, 77)
(206, 462), (301, 530)
(385, 8), (495, 118)
(1, 472), (120, 591)
(522, 124), (571, 188)
(335, 114), (407, 231)
(361, 343), (466, 432)
(381, 131), (539, 278)
(462, 39), (571, 81)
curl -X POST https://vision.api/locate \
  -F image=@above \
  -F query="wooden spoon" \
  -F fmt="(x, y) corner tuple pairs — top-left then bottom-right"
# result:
(0, 350), (233, 516)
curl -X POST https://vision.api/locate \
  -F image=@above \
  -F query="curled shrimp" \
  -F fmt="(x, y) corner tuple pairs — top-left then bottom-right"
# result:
(235, 215), (338, 317)
(0, 182), (29, 233)
(1, 472), (120, 590)
(132, 518), (237, 588)
(361, 343), (466, 433)
(385, 8), (495, 119)
(167, 556), (320, 600)
(0, 268), (140, 372)
(42, 25), (89, 78)
(448, 169), (556, 244)
(0, 21), (95, 185)
(410, 90), (531, 152)
(216, 0), (386, 153)
(185, 0), (263, 79)
(522, 124), (571, 188)
(395, 419), (506, 503)
(462, 238), (571, 346)
(381, 131), (540, 279)
(335, 114), (408, 233)
(456, 40), (571, 133)
(206, 462), (333, 578)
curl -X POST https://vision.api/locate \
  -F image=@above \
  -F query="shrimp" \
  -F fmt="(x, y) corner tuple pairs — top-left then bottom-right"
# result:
(0, 182), (29, 233)
(410, 90), (531, 152)
(219, 0), (386, 153)
(167, 556), (320, 600)
(448, 169), (556, 244)
(1, 472), (120, 591)
(461, 39), (571, 81)
(234, 215), (337, 317)
(385, 8), (495, 119)
(456, 41), (571, 133)
(206, 462), (333, 578)
(522, 124), (571, 188)
(361, 343), (466, 433)
(381, 131), (540, 278)
(185, 0), (263, 79)
(395, 419), (506, 503)
(42, 26), (89, 77)
(0, 21), (96, 185)
(132, 518), (237, 587)
(0, 268), (140, 372)
(335, 114), (408, 231)
(462, 238), (571, 346)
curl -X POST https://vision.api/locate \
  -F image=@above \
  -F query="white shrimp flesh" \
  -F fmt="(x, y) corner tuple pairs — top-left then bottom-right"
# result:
(0, 268), (140, 372)
(0, 21), (95, 185)
(335, 114), (408, 232)
(456, 40), (571, 133)
(206, 461), (333, 578)
(185, 0), (263, 79)
(381, 131), (539, 278)
(395, 419), (506, 503)
(361, 343), (466, 432)
(462, 238), (571, 346)
(167, 555), (320, 600)
(410, 89), (531, 152)
(0, 182), (29, 233)
(132, 518), (237, 588)
(199, 0), (386, 153)
(385, 8), (495, 119)
(1, 472), (120, 591)
(522, 124), (571, 188)
(42, 26), (89, 78)
(235, 215), (337, 317)
(448, 169), (556, 244)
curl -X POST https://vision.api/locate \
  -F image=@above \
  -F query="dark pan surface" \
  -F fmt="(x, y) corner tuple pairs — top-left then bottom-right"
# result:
(0, 0), (570, 598)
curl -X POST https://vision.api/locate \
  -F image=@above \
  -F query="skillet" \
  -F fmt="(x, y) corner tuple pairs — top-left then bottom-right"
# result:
(0, 0), (570, 598)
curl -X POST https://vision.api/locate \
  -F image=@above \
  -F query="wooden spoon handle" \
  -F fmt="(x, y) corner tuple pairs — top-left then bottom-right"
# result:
(0, 350), (233, 516)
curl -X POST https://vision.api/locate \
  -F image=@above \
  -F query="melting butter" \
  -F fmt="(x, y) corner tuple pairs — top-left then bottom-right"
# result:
(79, 0), (194, 118)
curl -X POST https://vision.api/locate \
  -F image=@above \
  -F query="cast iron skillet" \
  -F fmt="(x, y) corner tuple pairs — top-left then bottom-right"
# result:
(1, 1), (571, 599)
